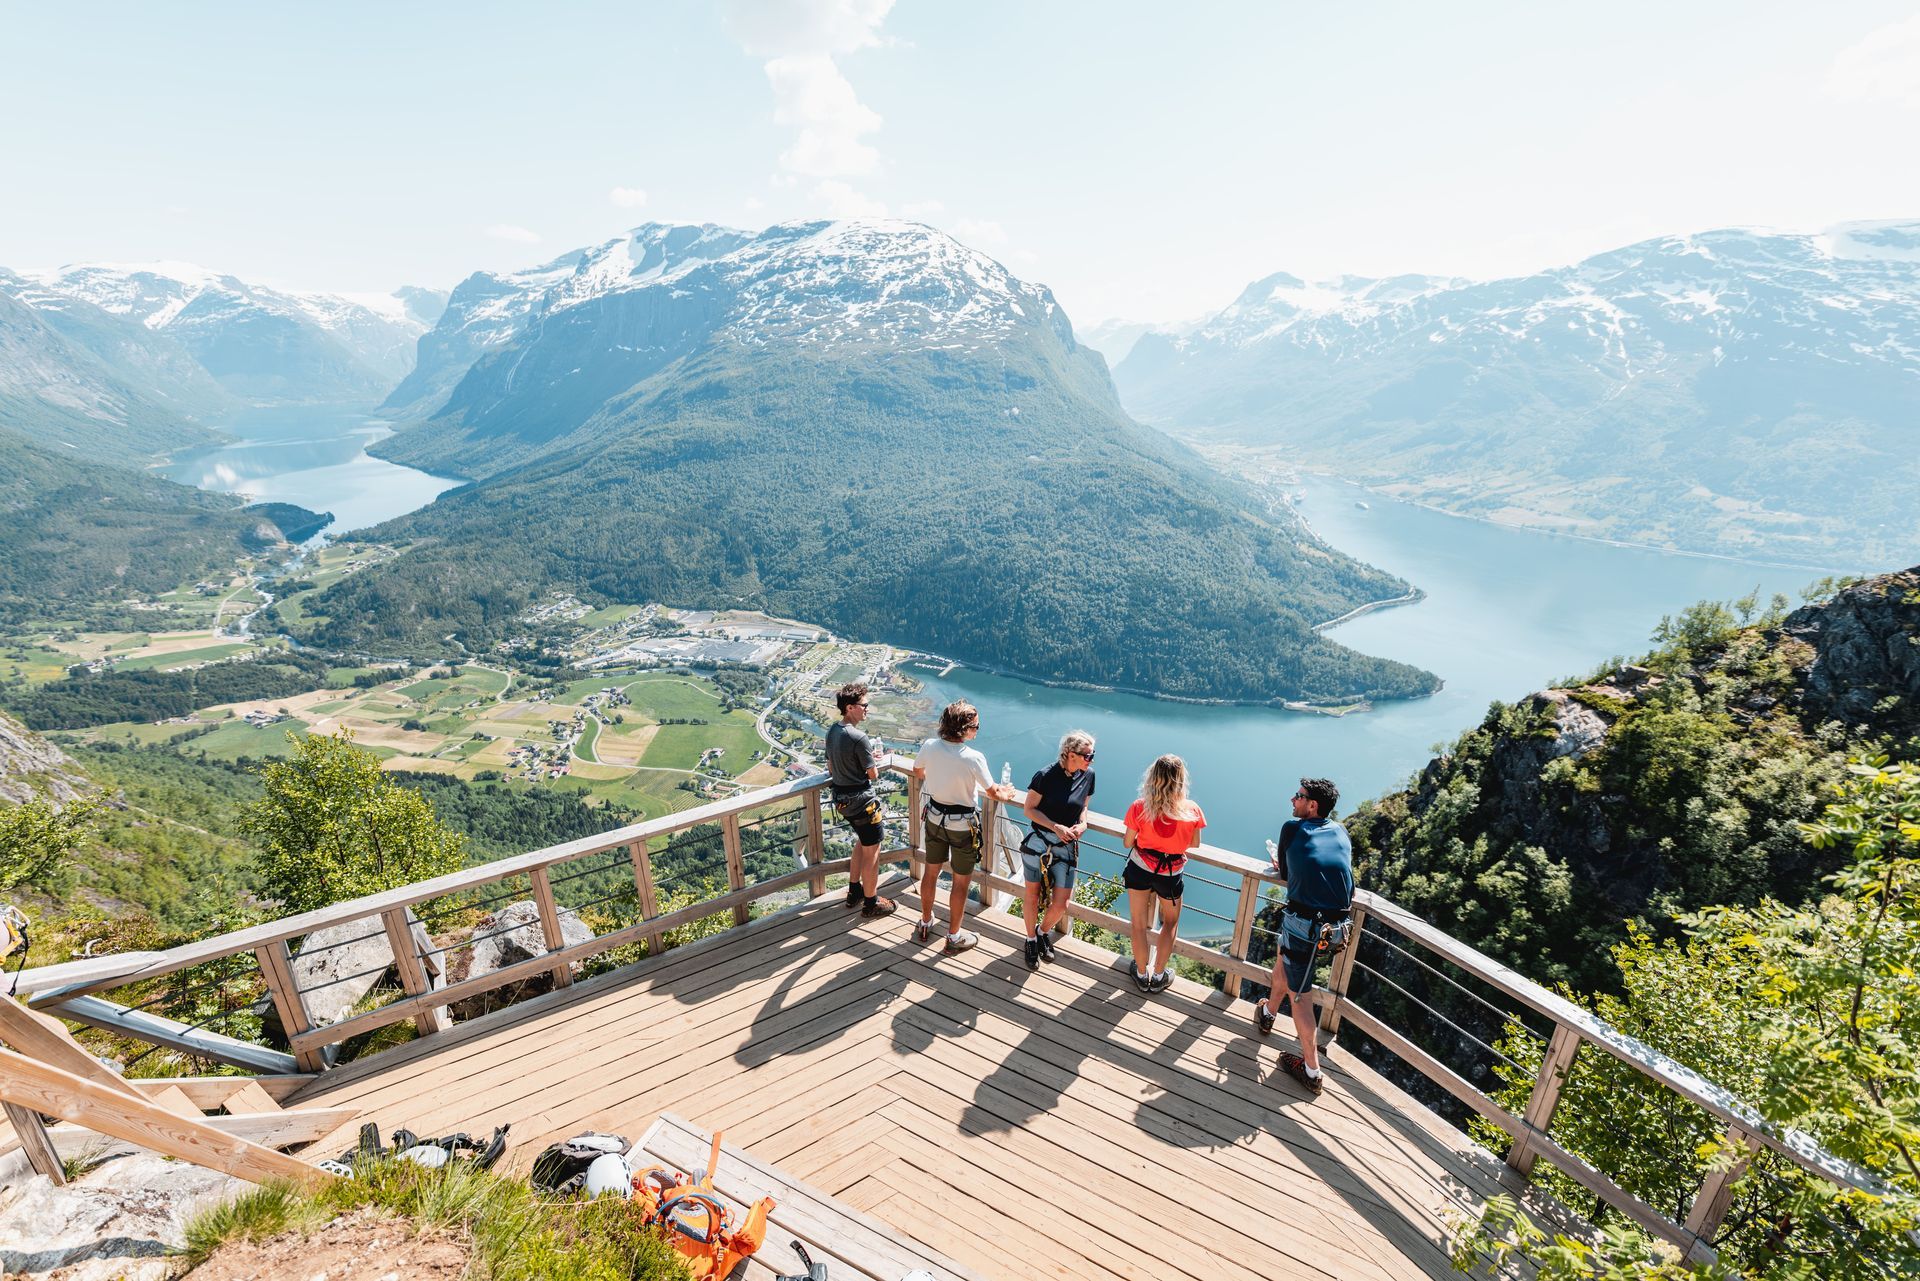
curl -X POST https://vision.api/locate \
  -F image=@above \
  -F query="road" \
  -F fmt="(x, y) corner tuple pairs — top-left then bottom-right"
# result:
(755, 669), (820, 770)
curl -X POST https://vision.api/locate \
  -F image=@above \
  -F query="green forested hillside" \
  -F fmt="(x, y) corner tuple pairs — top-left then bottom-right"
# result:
(0, 432), (320, 626)
(1348, 570), (1920, 993)
(319, 344), (1437, 704)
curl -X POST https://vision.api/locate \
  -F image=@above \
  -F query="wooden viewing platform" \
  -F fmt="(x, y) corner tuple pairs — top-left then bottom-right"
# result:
(288, 880), (1513, 1280)
(4, 761), (1889, 1277)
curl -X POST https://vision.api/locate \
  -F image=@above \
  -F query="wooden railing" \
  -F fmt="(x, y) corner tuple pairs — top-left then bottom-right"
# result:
(12, 758), (1890, 1265)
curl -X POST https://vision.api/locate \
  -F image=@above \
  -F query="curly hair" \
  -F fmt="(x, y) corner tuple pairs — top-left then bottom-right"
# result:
(937, 701), (979, 742)
(836, 682), (869, 715)
(1140, 754), (1197, 822)
(1057, 729), (1095, 766)
(1299, 776), (1340, 818)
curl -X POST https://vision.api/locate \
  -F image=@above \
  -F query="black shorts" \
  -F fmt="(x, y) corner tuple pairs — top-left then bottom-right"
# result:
(1122, 858), (1184, 901)
(833, 792), (885, 846)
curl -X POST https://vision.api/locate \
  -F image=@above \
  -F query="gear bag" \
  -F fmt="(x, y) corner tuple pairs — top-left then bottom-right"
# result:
(529, 1131), (632, 1195)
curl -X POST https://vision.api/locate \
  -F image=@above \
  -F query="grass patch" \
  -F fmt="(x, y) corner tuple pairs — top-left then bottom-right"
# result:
(183, 1159), (693, 1280)
(115, 642), (254, 672)
(639, 714), (761, 772)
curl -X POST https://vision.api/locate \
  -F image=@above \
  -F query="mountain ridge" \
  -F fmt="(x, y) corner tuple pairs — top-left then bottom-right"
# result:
(1115, 220), (1920, 566)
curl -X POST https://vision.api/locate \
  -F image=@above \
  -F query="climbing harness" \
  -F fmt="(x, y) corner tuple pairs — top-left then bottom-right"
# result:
(831, 789), (883, 831)
(1019, 827), (1076, 913)
(922, 796), (981, 846)
(333, 1121), (510, 1177)
(1281, 904), (1353, 965)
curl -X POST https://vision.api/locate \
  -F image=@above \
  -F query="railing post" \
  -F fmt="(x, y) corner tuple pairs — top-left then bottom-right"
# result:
(1225, 877), (1260, 995)
(977, 795), (1004, 913)
(906, 772), (925, 884)
(629, 838), (664, 958)
(255, 940), (326, 1073)
(721, 814), (750, 926)
(1682, 1125), (1758, 1261)
(3, 1100), (65, 1184)
(1508, 1022), (1581, 1176)
(528, 866), (573, 989)
(804, 787), (828, 898)
(381, 908), (445, 1035)
(1319, 902), (1366, 1036)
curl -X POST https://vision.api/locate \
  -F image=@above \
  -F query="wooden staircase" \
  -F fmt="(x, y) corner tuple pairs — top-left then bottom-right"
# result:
(0, 995), (347, 1188)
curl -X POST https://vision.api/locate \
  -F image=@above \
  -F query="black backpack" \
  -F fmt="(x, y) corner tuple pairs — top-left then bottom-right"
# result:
(529, 1131), (631, 1195)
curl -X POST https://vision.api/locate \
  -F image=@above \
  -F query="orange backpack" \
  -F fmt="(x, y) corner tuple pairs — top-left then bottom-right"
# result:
(629, 1131), (772, 1280)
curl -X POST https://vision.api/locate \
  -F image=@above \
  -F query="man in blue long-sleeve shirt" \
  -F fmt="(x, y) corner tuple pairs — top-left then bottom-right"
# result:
(1254, 776), (1354, 1098)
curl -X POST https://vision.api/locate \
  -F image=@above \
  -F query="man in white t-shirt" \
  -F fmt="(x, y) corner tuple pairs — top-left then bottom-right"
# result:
(910, 701), (1017, 953)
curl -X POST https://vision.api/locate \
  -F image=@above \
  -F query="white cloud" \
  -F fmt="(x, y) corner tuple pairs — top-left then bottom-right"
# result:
(766, 54), (882, 177)
(726, 0), (893, 212)
(609, 186), (650, 209)
(1827, 15), (1920, 109)
(723, 0), (894, 57)
(485, 224), (543, 244)
(901, 199), (945, 219)
(953, 218), (1008, 246)
(814, 180), (889, 219)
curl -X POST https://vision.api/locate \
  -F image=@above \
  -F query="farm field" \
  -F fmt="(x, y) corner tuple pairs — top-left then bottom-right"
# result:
(114, 642), (257, 672)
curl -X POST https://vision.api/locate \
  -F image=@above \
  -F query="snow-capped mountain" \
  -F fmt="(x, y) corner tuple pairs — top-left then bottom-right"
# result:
(385, 219), (1084, 470)
(1115, 222), (1920, 564)
(0, 270), (230, 460)
(24, 262), (440, 403)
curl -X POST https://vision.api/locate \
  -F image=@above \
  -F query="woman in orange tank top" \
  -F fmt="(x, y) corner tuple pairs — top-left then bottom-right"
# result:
(1121, 754), (1206, 994)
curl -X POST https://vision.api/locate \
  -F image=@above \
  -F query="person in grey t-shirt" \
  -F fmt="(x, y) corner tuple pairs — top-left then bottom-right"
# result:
(825, 681), (895, 918)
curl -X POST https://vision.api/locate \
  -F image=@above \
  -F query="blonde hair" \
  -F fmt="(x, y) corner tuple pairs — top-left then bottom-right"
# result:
(1058, 729), (1095, 766)
(1140, 754), (1195, 822)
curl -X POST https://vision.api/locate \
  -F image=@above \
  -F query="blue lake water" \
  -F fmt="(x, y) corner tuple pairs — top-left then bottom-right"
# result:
(159, 409), (1886, 931)
(914, 475), (1876, 930)
(160, 406), (460, 538)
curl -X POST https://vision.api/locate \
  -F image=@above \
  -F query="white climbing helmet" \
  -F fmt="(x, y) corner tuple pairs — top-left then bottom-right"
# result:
(583, 1152), (633, 1198)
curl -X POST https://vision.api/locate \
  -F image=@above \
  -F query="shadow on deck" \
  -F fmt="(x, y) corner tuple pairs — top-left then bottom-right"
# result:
(293, 880), (1532, 1280)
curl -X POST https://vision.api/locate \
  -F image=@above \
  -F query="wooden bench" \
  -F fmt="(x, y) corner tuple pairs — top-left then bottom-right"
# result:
(637, 1112), (985, 1281)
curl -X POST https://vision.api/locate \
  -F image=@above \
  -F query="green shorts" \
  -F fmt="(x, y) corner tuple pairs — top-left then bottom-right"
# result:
(924, 823), (982, 877)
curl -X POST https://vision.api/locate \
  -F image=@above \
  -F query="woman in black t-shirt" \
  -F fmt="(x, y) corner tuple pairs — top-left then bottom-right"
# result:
(1018, 730), (1096, 970)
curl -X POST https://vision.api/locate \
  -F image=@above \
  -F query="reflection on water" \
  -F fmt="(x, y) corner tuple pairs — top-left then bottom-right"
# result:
(917, 475), (1880, 926)
(161, 406), (460, 537)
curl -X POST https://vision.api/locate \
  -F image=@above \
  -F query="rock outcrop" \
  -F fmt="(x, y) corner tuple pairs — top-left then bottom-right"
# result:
(447, 899), (593, 1021)
(0, 710), (90, 806)
(264, 911), (440, 1035)
(0, 1152), (241, 1281)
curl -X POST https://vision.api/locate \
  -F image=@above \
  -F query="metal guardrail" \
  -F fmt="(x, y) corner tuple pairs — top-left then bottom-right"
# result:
(12, 757), (1891, 1265)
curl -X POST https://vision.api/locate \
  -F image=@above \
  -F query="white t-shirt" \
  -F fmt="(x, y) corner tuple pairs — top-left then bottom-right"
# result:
(914, 737), (994, 814)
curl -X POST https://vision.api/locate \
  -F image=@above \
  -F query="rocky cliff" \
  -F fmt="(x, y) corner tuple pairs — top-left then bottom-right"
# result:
(0, 709), (90, 806)
(1339, 566), (1920, 995)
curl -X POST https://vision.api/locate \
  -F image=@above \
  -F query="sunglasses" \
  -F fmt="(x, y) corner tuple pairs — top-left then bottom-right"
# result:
(1075, 749), (1096, 761)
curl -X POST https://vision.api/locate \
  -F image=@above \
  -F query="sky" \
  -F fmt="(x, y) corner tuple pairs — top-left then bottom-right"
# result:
(2, 1), (1918, 327)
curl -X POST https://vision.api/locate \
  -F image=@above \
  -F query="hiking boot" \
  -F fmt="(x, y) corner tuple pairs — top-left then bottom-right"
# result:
(1130, 960), (1151, 994)
(943, 930), (978, 955)
(862, 896), (898, 919)
(1255, 1000), (1276, 1036)
(1024, 937), (1040, 971)
(913, 918), (935, 944)
(1037, 931), (1057, 963)
(1280, 1051), (1324, 1097)
(1149, 969), (1174, 994)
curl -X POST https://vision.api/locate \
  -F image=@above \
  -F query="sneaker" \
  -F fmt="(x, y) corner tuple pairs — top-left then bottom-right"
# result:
(944, 931), (979, 955)
(1149, 969), (1174, 994)
(1024, 937), (1040, 971)
(862, 896), (898, 919)
(1037, 931), (1057, 963)
(1130, 960), (1151, 994)
(1280, 1051), (1324, 1097)
(913, 918), (935, 944)
(1254, 1000), (1276, 1036)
